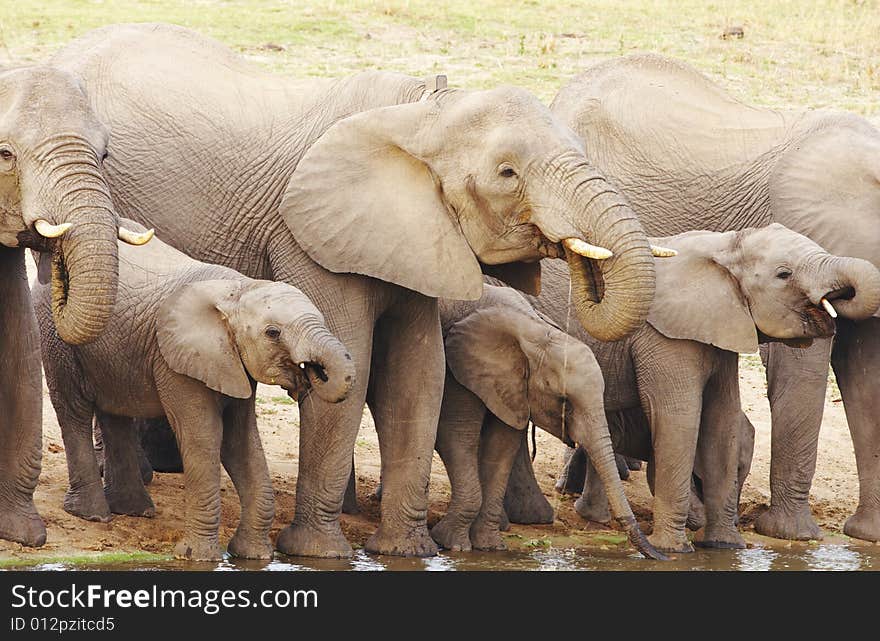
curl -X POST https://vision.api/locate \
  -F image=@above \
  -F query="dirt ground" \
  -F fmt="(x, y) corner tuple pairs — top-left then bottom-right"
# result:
(0, 290), (866, 563)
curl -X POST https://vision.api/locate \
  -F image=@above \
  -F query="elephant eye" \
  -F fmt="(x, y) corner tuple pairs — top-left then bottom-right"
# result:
(776, 268), (792, 280)
(0, 148), (13, 160)
(265, 326), (281, 339)
(498, 165), (517, 179)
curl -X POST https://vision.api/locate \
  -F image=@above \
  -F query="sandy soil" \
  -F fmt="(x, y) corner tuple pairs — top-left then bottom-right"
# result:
(0, 294), (865, 563)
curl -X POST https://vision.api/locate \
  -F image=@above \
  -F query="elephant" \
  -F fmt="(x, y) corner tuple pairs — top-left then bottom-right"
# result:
(437, 224), (880, 553)
(0, 64), (151, 546)
(34, 221), (356, 561)
(550, 54), (880, 541)
(433, 285), (664, 559)
(46, 23), (658, 558)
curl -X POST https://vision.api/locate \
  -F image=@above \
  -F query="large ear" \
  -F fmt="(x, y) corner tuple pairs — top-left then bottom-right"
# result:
(770, 118), (880, 264)
(280, 100), (484, 301)
(444, 308), (530, 429)
(157, 279), (253, 399)
(481, 261), (542, 295)
(647, 231), (758, 353)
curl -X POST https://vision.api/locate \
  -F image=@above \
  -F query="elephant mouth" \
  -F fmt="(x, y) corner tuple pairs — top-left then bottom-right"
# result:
(807, 286), (855, 335)
(282, 361), (327, 400)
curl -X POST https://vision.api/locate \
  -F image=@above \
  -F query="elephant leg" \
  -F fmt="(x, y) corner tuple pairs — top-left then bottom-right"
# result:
(575, 454), (612, 523)
(341, 456), (359, 515)
(470, 415), (524, 551)
(221, 399), (274, 559)
(555, 445), (588, 494)
(831, 319), (880, 542)
(736, 414), (756, 525)
(365, 294), (442, 557)
(275, 305), (373, 560)
(693, 355), (745, 549)
(158, 380), (224, 561)
(755, 339), (831, 541)
(98, 413), (155, 517)
(430, 374), (485, 552)
(0, 248), (46, 546)
(503, 431), (554, 525)
(687, 479), (706, 531)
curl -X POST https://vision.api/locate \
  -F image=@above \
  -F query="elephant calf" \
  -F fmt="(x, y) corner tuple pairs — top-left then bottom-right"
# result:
(35, 222), (355, 561)
(439, 224), (880, 554)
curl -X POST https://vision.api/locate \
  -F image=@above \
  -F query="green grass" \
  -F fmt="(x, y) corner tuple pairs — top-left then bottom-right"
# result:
(0, 550), (172, 569)
(1, 1), (878, 112)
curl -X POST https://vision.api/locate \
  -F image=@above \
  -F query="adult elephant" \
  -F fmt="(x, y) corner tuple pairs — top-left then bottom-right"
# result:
(49, 23), (656, 558)
(0, 65), (144, 546)
(550, 54), (880, 541)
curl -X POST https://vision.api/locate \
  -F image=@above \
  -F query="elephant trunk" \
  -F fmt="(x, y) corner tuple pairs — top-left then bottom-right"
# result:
(570, 413), (667, 560)
(21, 148), (119, 345)
(818, 255), (880, 321)
(543, 160), (655, 342)
(294, 325), (356, 404)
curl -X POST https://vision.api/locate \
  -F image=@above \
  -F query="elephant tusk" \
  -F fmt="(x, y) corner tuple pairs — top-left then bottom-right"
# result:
(821, 298), (838, 318)
(562, 237), (613, 260)
(118, 226), (155, 246)
(299, 363), (306, 369)
(34, 219), (73, 238)
(650, 244), (678, 258)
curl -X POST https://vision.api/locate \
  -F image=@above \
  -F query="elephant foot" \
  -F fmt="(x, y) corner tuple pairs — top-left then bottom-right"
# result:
(694, 525), (746, 549)
(615, 455), (630, 481)
(138, 456), (154, 486)
(555, 447), (587, 495)
(843, 507), (880, 542)
(105, 486), (156, 518)
(647, 529), (694, 554)
(365, 524), (438, 557)
(0, 501), (47, 547)
(430, 515), (473, 552)
(174, 537), (223, 562)
(504, 490), (554, 525)
(754, 503), (822, 541)
(687, 497), (706, 531)
(63, 484), (112, 523)
(228, 529), (274, 560)
(470, 519), (507, 551)
(624, 457), (643, 472)
(275, 522), (353, 559)
(574, 495), (611, 524)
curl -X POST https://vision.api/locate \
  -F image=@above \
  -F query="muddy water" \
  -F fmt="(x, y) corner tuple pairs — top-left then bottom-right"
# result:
(8, 543), (880, 571)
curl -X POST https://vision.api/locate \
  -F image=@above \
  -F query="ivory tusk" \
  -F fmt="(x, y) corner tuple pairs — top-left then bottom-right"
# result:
(34, 219), (73, 238)
(650, 244), (678, 258)
(821, 298), (838, 318)
(118, 226), (155, 246)
(562, 237), (613, 260)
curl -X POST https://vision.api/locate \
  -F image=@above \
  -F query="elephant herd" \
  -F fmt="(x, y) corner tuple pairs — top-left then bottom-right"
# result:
(1, 23), (879, 562)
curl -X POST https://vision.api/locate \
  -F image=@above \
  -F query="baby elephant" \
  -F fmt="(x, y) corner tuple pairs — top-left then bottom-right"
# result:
(35, 222), (355, 561)
(434, 288), (665, 560)
(440, 223), (880, 554)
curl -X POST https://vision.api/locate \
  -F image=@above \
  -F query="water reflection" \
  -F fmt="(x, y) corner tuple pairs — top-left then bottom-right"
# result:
(5, 542), (879, 572)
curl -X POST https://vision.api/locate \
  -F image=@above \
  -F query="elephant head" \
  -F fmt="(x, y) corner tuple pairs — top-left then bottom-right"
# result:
(442, 286), (665, 560)
(647, 223), (880, 352)
(0, 66), (151, 344)
(157, 279), (355, 403)
(280, 86), (656, 342)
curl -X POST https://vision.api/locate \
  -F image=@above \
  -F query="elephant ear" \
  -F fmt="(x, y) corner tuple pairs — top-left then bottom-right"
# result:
(279, 100), (484, 301)
(444, 308), (530, 429)
(770, 118), (880, 268)
(157, 279), (253, 399)
(647, 231), (758, 353)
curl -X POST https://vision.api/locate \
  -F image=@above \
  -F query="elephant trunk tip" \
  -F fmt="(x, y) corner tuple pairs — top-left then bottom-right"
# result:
(618, 516), (668, 561)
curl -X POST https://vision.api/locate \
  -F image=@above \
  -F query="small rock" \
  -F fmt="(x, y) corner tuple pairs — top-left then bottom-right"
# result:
(722, 25), (745, 40)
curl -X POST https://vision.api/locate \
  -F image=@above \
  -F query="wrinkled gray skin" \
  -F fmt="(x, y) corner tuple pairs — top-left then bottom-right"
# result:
(552, 54), (880, 541)
(454, 225), (880, 553)
(0, 65), (127, 547)
(35, 222), (355, 561)
(433, 285), (665, 559)
(51, 24), (657, 557)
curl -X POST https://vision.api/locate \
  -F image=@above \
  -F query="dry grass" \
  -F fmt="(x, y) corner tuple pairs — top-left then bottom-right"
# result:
(1, 0), (878, 113)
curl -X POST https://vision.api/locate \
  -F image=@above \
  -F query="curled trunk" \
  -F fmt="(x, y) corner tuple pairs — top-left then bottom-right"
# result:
(295, 327), (356, 403)
(22, 147), (118, 345)
(819, 256), (880, 320)
(543, 161), (655, 342)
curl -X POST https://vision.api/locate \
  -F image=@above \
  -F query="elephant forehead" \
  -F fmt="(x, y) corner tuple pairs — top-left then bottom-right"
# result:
(239, 282), (320, 320)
